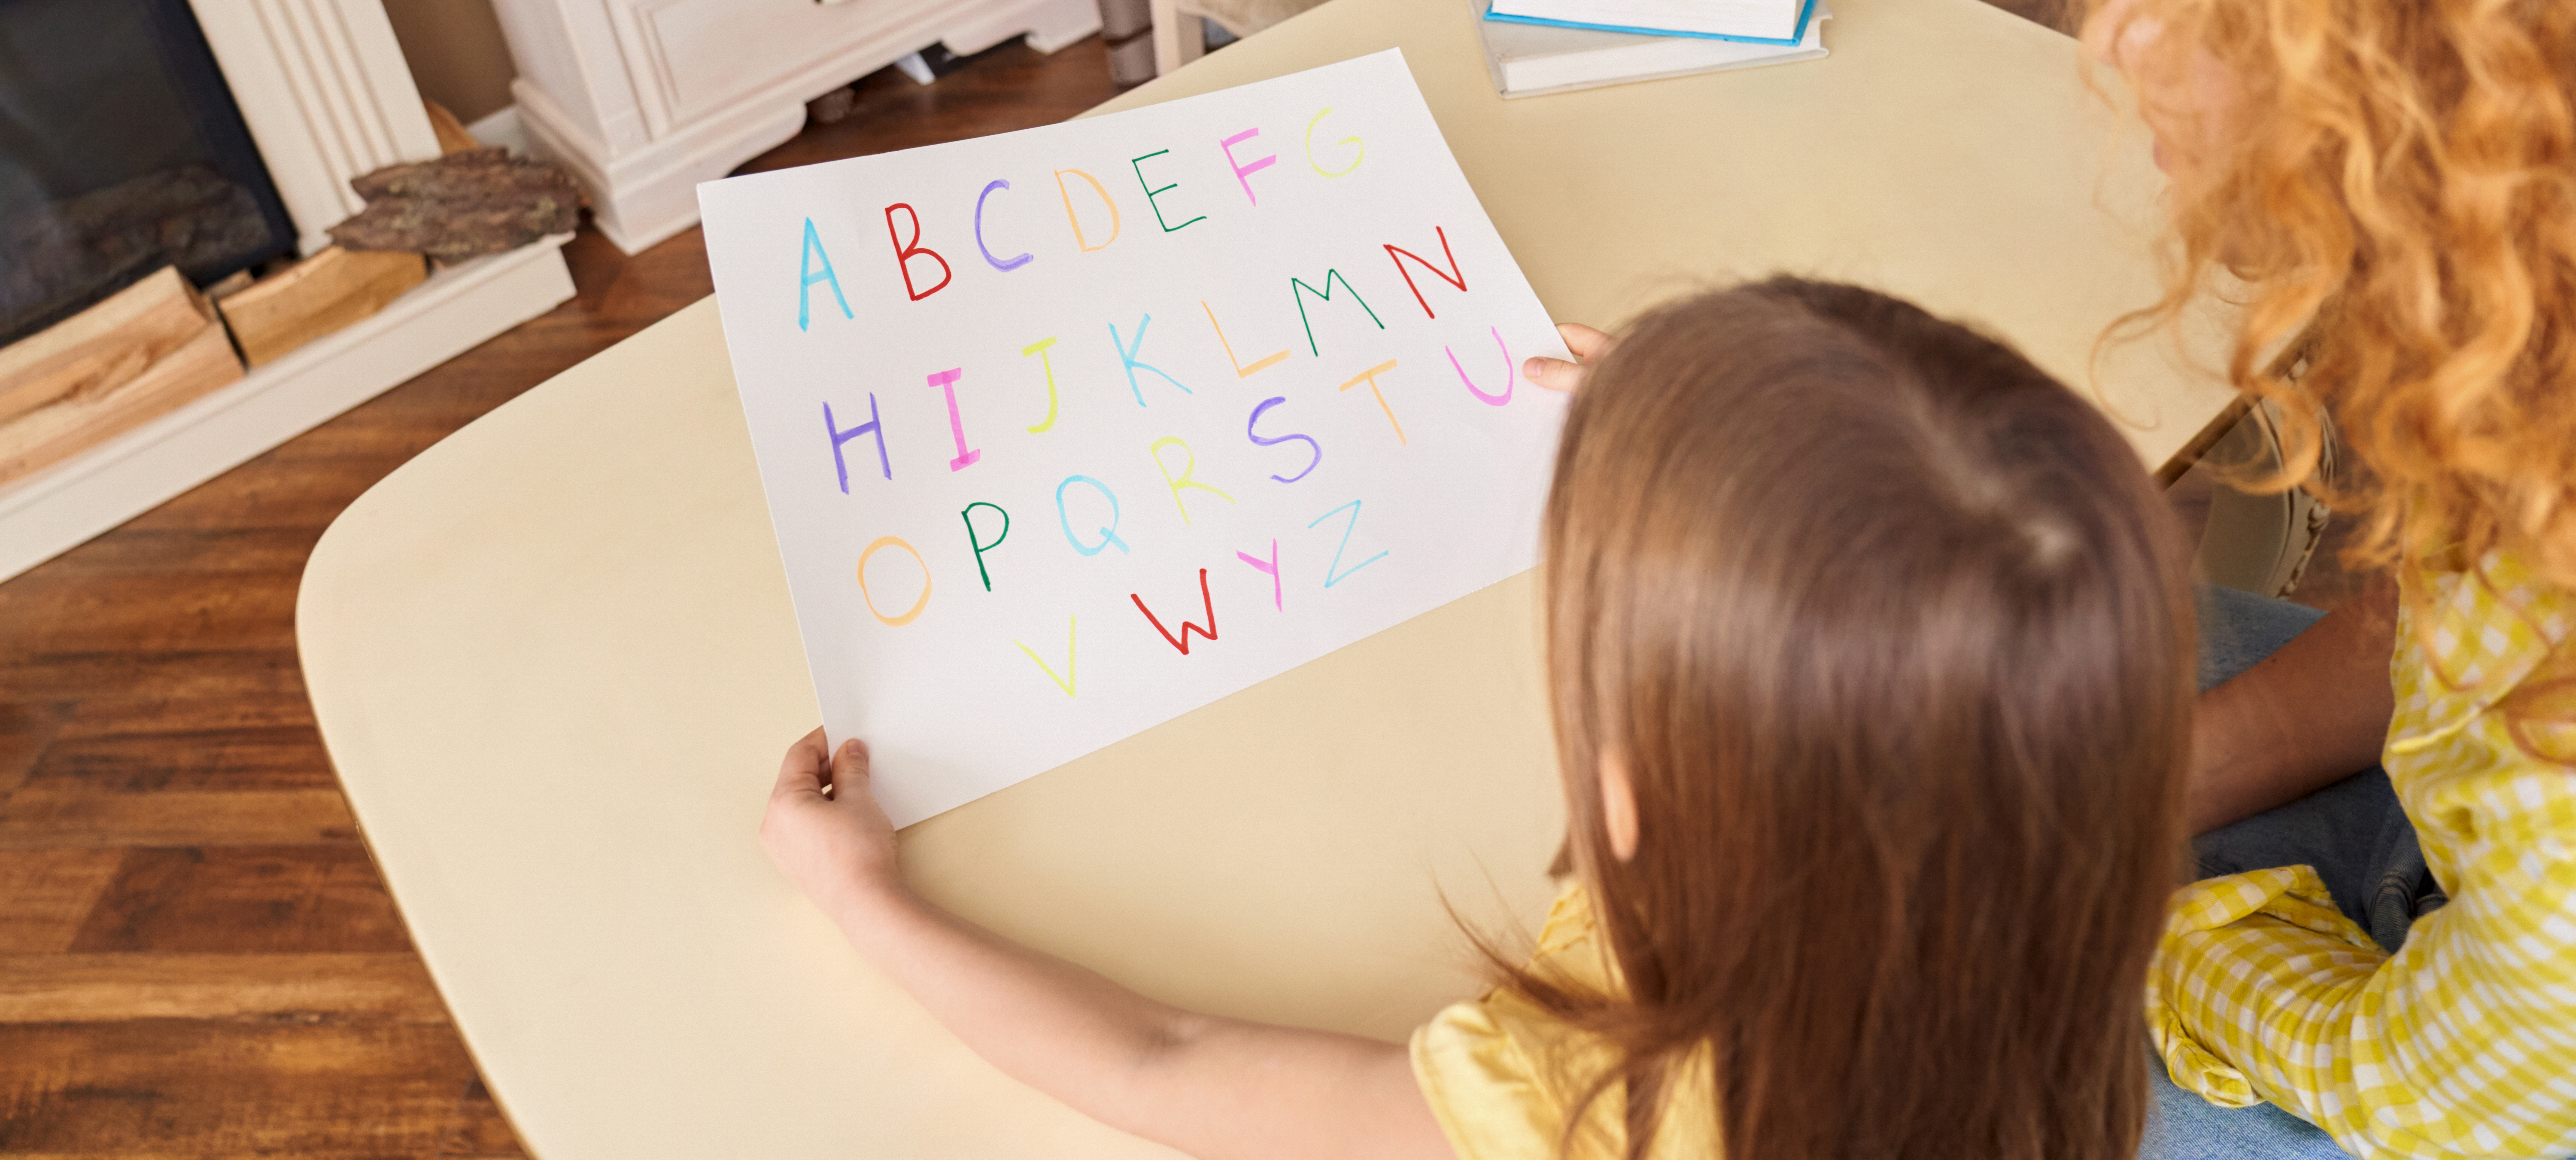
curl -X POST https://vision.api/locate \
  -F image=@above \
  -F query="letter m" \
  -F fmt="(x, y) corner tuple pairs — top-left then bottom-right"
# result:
(1290, 269), (1386, 357)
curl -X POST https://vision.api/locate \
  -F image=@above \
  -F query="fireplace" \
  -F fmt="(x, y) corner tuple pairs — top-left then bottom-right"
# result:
(0, 0), (577, 581)
(0, 0), (298, 349)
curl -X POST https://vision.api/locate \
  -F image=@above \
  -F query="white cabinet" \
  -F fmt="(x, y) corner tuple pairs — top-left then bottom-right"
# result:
(494, 0), (1102, 252)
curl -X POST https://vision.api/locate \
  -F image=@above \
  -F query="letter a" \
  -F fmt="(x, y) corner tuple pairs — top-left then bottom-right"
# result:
(799, 218), (851, 332)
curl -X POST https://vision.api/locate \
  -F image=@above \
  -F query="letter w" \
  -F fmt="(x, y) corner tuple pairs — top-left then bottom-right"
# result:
(1384, 226), (1465, 319)
(1131, 568), (1219, 655)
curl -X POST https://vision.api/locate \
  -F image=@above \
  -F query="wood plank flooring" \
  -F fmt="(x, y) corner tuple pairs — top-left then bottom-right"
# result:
(0, 37), (1122, 1157)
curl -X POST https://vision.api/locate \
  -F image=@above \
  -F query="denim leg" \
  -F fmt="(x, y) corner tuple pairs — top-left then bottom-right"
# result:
(2137, 586), (2437, 1160)
(2196, 583), (2329, 692)
(2143, 1048), (2354, 1160)
(2195, 767), (2439, 953)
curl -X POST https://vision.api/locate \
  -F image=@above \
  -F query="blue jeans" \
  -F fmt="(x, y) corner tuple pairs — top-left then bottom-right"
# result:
(2137, 586), (2447, 1160)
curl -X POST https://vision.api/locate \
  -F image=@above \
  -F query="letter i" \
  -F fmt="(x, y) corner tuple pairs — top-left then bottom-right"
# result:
(930, 368), (980, 470)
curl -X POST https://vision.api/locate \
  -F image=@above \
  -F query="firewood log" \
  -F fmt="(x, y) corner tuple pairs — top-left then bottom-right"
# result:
(0, 267), (213, 426)
(0, 316), (242, 487)
(216, 247), (427, 368)
(325, 148), (585, 262)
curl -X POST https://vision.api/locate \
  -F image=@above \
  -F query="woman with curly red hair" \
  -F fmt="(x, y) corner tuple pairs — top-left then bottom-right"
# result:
(1516, 4), (2576, 1155)
(2074, 1), (2576, 1156)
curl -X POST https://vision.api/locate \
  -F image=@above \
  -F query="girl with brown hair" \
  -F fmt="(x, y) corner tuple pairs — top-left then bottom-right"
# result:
(761, 277), (2201, 1160)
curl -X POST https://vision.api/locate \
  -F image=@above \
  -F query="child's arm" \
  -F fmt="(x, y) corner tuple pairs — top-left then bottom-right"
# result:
(761, 729), (1458, 1160)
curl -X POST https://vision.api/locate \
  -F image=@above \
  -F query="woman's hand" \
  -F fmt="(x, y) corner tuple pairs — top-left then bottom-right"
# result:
(1522, 323), (1616, 392)
(761, 728), (901, 912)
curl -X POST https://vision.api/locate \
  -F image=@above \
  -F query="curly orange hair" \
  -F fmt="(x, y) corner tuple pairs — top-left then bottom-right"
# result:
(2092, 0), (2576, 752)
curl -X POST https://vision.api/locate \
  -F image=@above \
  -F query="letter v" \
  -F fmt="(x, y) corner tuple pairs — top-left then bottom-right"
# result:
(1131, 569), (1219, 654)
(1013, 616), (1077, 696)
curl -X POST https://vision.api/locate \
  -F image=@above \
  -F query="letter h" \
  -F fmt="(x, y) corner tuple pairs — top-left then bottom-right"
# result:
(826, 395), (891, 491)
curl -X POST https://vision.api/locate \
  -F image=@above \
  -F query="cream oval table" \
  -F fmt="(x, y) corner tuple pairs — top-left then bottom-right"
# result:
(299, 0), (2231, 1156)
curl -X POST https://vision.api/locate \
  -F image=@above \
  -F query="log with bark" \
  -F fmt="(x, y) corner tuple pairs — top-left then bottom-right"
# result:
(324, 148), (585, 263)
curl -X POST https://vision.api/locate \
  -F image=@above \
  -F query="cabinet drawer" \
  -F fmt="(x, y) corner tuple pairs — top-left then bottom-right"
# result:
(616, 0), (945, 132)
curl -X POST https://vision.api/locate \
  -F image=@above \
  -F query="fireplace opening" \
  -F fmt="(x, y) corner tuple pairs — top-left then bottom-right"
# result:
(0, 0), (297, 349)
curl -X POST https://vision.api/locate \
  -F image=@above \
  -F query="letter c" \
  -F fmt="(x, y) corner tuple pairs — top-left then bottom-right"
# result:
(974, 179), (1033, 272)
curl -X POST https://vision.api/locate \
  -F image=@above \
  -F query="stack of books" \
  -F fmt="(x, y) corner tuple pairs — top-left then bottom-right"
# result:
(1473, 0), (1829, 98)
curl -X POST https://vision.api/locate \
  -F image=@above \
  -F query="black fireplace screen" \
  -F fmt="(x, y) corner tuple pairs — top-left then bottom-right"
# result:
(0, 0), (297, 348)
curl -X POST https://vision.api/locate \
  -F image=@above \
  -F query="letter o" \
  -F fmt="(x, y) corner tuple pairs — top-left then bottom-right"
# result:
(856, 536), (933, 626)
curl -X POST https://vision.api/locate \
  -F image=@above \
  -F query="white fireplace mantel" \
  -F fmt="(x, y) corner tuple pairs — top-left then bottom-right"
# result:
(0, 0), (577, 581)
(188, 0), (447, 255)
(492, 0), (1103, 254)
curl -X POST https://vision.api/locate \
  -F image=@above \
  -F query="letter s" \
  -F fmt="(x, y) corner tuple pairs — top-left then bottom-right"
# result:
(1246, 396), (1322, 484)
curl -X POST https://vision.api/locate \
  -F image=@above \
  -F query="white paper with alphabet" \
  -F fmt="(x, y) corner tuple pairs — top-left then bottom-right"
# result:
(699, 50), (1569, 825)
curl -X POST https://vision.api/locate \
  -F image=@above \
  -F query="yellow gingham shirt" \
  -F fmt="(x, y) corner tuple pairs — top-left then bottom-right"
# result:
(2149, 548), (2576, 1158)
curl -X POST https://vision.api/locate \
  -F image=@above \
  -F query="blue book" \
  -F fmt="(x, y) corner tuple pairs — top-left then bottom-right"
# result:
(1486, 0), (1817, 46)
(1474, 0), (1828, 97)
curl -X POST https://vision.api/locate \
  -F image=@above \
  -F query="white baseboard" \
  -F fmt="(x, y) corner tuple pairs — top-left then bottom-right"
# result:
(0, 235), (577, 582)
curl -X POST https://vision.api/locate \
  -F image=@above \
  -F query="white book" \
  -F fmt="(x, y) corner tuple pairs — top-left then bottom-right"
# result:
(1475, 0), (1828, 98)
(1488, 0), (1812, 44)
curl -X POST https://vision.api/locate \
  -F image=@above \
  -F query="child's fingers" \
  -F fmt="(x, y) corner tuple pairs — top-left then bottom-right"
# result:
(1525, 323), (1614, 393)
(772, 727), (832, 800)
(1559, 323), (1614, 360)
(1525, 356), (1586, 393)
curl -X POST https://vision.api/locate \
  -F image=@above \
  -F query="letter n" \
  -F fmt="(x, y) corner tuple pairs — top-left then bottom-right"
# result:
(1384, 227), (1466, 320)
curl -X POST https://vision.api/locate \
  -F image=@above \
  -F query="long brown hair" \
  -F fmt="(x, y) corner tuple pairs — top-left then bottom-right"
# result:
(1515, 279), (2195, 1160)
(2086, 0), (2576, 756)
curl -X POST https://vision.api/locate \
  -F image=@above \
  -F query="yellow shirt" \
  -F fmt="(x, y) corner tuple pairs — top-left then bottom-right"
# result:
(2151, 548), (2576, 1158)
(1410, 886), (1717, 1160)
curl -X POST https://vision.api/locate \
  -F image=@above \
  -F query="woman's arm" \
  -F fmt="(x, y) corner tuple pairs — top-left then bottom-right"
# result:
(2187, 577), (2397, 833)
(760, 730), (1457, 1160)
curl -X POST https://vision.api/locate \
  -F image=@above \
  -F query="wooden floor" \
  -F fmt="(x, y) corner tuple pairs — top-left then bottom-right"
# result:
(0, 7), (2343, 1154)
(0, 38), (1122, 1157)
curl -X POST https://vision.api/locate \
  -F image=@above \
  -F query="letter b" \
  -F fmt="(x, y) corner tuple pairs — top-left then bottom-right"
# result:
(884, 203), (953, 301)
